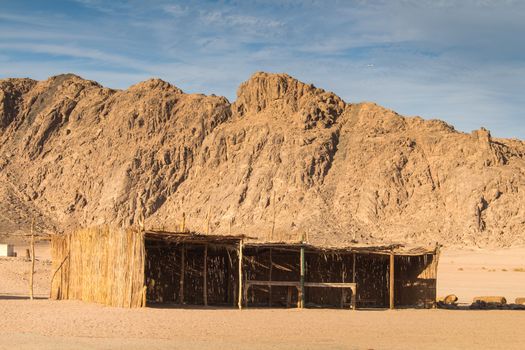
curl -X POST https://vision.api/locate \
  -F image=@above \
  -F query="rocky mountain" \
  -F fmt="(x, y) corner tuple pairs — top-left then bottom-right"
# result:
(0, 72), (524, 247)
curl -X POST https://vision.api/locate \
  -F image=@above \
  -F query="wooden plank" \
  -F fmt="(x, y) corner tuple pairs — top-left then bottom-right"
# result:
(179, 245), (185, 304)
(245, 280), (357, 289)
(299, 246), (305, 308)
(270, 262), (294, 272)
(304, 282), (356, 288)
(238, 240), (243, 309)
(389, 253), (395, 310)
(203, 244), (208, 306)
(246, 280), (301, 287)
(244, 280), (358, 310)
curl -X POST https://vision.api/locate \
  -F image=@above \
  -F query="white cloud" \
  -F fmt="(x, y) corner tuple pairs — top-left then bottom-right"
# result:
(0, 0), (523, 138)
(162, 4), (189, 16)
(0, 43), (147, 70)
(199, 10), (283, 30)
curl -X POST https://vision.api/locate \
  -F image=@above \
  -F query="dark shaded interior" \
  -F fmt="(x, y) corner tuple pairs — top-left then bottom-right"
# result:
(145, 239), (437, 309)
(354, 253), (390, 308)
(145, 239), (239, 306)
(394, 254), (437, 308)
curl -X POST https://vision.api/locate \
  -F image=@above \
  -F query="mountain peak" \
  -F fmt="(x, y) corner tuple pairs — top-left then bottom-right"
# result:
(234, 72), (345, 128)
(128, 78), (182, 93)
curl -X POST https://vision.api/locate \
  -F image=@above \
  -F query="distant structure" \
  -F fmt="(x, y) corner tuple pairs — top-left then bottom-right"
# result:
(51, 226), (440, 309)
(0, 243), (15, 257)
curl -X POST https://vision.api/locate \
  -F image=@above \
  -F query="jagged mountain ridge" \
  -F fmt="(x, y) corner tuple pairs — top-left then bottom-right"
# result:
(0, 72), (524, 247)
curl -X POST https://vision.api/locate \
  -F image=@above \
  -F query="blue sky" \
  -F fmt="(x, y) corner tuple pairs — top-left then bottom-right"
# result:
(1, 0), (524, 139)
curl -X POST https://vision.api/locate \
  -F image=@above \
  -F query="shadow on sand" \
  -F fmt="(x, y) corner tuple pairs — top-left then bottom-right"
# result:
(0, 294), (48, 300)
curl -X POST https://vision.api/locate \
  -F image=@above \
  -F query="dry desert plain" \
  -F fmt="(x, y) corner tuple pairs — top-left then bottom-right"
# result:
(1, 242), (525, 350)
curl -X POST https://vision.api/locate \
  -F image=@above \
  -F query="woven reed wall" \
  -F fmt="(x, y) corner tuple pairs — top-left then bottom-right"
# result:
(51, 226), (145, 308)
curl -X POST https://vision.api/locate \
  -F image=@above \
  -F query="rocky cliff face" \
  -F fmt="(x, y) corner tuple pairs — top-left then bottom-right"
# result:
(0, 72), (524, 247)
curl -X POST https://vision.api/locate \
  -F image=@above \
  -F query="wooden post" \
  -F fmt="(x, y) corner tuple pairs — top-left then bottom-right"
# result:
(29, 218), (35, 300)
(203, 244), (208, 306)
(268, 248), (273, 307)
(271, 190), (276, 240)
(237, 240), (243, 309)
(389, 253), (395, 310)
(352, 285), (357, 311)
(179, 245), (185, 304)
(352, 252), (357, 310)
(206, 208), (211, 235)
(180, 212), (186, 232)
(341, 255), (345, 308)
(299, 246), (305, 308)
(352, 253), (356, 283)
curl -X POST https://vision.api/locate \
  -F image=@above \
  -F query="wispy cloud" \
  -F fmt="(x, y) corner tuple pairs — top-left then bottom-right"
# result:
(0, 0), (523, 138)
(200, 10), (282, 29)
(0, 43), (148, 71)
(162, 4), (188, 16)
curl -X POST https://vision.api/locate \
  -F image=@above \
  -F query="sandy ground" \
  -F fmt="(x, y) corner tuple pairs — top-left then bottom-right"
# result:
(1, 243), (524, 349)
(439, 247), (525, 304)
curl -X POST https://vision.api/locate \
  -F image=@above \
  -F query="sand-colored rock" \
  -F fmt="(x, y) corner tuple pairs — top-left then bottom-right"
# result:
(437, 294), (458, 305)
(473, 296), (507, 305)
(0, 72), (524, 247)
(515, 297), (525, 305)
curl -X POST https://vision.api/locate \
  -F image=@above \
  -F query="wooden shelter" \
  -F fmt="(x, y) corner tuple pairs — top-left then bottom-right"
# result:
(51, 226), (440, 309)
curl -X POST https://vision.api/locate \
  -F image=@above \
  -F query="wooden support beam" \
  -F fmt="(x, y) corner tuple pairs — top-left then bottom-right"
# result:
(341, 255), (346, 308)
(29, 218), (35, 300)
(179, 245), (185, 304)
(271, 190), (276, 240)
(299, 246), (305, 308)
(389, 253), (395, 310)
(352, 253), (356, 283)
(203, 244), (208, 306)
(353, 252), (357, 310)
(256, 281), (357, 289)
(238, 240), (243, 309)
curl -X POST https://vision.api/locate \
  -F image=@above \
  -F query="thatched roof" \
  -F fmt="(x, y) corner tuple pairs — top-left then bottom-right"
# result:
(144, 229), (438, 256)
(244, 242), (438, 256)
(144, 229), (247, 244)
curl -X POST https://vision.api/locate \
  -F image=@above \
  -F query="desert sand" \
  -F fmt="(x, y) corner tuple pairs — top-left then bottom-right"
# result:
(1, 243), (524, 350)
(439, 247), (525, 304)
